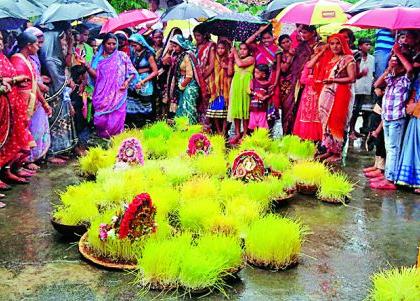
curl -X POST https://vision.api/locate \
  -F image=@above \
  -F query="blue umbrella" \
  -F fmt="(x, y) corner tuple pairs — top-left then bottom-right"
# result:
(347, 0), (420, 15)
(0, 0), (44, 18)
(0, 9), (28, 30)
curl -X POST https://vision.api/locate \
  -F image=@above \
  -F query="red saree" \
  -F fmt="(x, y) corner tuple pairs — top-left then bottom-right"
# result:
(0, 53), (31, 166)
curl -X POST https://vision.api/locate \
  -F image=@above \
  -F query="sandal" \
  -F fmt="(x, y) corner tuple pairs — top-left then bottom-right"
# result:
(25, 163), (40, 170)
(48, 157), (67, 165)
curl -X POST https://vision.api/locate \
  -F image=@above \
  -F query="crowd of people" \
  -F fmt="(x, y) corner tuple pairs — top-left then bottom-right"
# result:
(0, 1), (419, 206)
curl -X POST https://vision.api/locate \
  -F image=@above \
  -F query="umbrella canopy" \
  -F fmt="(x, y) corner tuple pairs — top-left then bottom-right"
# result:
(38, 1), (108, 24)
(346, 0), (420, 15)
(39, 0), (117, 16)
(261, 0), (301, 20)
(100, 9), (159, 33)
(276, 0), (351, 25)
(0, 9), (28, 30)
(188, 0), (231, 14)
(346, 7), (420, 30)
(161, 1), (218, 22)
(195, 12), (268, 41)
(0, 0), (45, 18)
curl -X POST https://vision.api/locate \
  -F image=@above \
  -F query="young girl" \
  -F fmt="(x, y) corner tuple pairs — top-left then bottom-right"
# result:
(292, 44), (326, 141)
(228, 43), (255, 144)
(206, 41), (231, 135)
(249, 64), (272, 130)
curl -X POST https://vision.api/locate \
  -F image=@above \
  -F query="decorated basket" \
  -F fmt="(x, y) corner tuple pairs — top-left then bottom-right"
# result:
(231, 150), (265, 182)
(296, 183), (318, 195)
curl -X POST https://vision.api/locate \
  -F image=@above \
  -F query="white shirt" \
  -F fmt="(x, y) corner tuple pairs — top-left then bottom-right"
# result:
(355, 53), (375, 95)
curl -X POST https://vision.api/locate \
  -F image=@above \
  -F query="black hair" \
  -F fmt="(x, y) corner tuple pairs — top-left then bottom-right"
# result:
(300, 25), (317, 33)
(358, 37), (371, 46)
(255, 64), (270, 79)
(339, 28), (356, 47)
(239, 42), (252, 55)
(17, 32), (37, 49)
(87, 37), (96, 45)
(152, 29), (163, 37)
(149, 0), (160, 6)
(260, 26), (274, 38)
(70, 65), (87, 82)
(278, 34), (291, 45)
(115, 32), (127, 42)
(75, 24), (89, 34)
(103, 33), (118, 44)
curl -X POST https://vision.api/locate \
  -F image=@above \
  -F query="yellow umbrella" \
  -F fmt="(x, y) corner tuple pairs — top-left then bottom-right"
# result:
(318, 22), (361, 40)
(164, 19), (199, 37)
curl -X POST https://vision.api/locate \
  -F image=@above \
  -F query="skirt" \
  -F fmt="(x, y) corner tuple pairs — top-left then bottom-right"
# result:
(206, 96), (227, 119)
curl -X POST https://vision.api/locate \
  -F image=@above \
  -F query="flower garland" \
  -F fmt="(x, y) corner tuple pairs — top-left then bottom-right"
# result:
(118, 193), (157, 239)
(231, 150), (266, 182)
(116, 138), (144, 166)
(187, 133), (211, 156)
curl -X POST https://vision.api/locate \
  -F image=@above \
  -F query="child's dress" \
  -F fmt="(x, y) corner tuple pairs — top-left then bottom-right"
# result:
(248, 78), (269, 130)
(292, 63), (322, 141)
(228, 64), (254, 121)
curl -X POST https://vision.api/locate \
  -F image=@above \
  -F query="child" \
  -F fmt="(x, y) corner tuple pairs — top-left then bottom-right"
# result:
(206, 40), (231, 135)
(70, 65), (90, 156)
(371, 43), (413, 190)
(248, 64), (272, 130)
(350, 37), (375, 139)
(228, 42), (255, 144)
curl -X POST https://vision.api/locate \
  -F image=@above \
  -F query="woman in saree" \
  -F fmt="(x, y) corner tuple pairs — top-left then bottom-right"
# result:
(165, 34), (204, 125)
(126, 33), (158, 127)
(396, 73), (420, 194)
(246, 25), (280, 126)
(193, 27), (214, 125)
(281, 25), (320, 135)
(0, 32), (36, 195)
(24, 27), (52, 170)
(85, 33), (139, 138)
(41, 30), (77, 162)
(316, 33), (356, 163)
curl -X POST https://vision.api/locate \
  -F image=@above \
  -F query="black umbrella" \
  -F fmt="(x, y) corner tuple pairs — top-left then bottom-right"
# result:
(0, 0), (45, 18)
(0, 9), (28, 30)
(346, 0), (420, 15)
(196, 12), (268, 41)
(261, 0), (300, 20)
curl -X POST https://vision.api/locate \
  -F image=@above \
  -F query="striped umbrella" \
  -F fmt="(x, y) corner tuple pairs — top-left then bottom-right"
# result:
(276, 0), (352, 25)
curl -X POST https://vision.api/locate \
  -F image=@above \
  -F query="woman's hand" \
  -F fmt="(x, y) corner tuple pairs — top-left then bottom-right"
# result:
(43, 103), (53, 117)
(13, 75), (30, 83)
(120, 80), (130, 91)
(1, 82), (11, 93)
(135, 80), (145, 89)
(322, 78), (334, 84)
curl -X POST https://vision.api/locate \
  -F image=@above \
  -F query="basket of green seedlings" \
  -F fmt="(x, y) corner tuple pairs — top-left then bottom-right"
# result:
(367, 266), (420, 301)
(136, 233), (243, 296)
(78, 146), (117, 178)
(245, 214), (307, 271)
(317, 172), (354, 204)
(277, 135), (316, 161)
(264, 152), (291, 177)
(279, 169), (297, 195)
(291, 161), (330, 195)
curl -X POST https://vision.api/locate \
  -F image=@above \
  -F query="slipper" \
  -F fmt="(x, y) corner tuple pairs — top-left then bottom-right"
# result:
(370, 181), (397, 190)
(0, 201), (6, 208)
(0, 193), (4, 198)
(25, 163), (40, 170)
(369, 176), (385, 183)
(0, 182), (12, 191)
(365, 170), (383, 178)
(363, 166), (377, 173)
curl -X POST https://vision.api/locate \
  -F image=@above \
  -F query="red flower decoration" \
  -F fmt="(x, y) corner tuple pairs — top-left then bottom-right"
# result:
(187, 133), (211, 156)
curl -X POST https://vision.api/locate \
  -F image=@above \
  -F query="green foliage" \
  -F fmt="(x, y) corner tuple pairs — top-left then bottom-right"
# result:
(192, 153), (227, 179)
(245, 215), (307, 269)
(291, 161), (330, 186)
(240, 128), (272, 152)
(180, 177), (219, 203)
(265, 152), (291, 172)
(110, 0), (147, 13)
(277, 135), (316, 161)
(317, 172), (354, 202)
(367, 267), (420, 301)
(179, 199), (221, 233)
(79, 146), (116, 176)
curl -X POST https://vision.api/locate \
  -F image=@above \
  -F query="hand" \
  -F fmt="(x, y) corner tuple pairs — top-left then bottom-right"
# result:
(41, 76), (51, 84)
(361, 68), (368, 76)
(120, 80), (129, 91)
(69, 104), (75, 117)
(43, 103), (53, 117)
(374, 88), (383, 97)
(289, 47), (296, 56)
(393, 43), (402, 54)
(322, 78), (334, 84)
(14, 75), (30, 83)
(39, 82), (49, 93)
(135, 80), (144, 89)
(406, 102), (416, 115)
(2, 82), (11, 93)
(268, 85), (275, 93)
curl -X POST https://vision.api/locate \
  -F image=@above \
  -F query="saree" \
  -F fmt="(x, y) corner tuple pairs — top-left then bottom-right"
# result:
(206, 54), (230, 119)
(396, 75), (420, 188)
(281, 41), (315, 135)
(0, 53), (31, 166)
(318, 54), (355, 155)
(42, 31), (78, 154)
(92, 48), (139, 138)
(167, 51), (203, 124)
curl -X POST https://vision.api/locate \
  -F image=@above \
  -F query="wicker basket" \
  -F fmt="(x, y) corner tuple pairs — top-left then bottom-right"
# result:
(296, 183), (318, 195)
(319, 196), (349, 205)
(78, 233), (137, 270)
(51, 218), (88, 239)
(246, 255), (299, 271)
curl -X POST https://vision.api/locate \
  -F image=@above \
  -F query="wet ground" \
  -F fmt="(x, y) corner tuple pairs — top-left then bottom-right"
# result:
(0, 144), (419, 301)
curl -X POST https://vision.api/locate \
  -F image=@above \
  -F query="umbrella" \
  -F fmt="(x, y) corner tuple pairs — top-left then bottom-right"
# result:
(0, 0), (45, 18)
(161, 1), (218, 22)
(188, 0), (231, 14)
(38, 1), (108, 24)
(261, 0), (301, 20)
(100, 9), (159, 33)
(276, 0), (352, 25)
(39, 0), (117, 16)
(346, 0), (420, 15)
(0, 9), (28, 30)
(346, 7), (420, 30)
(195, 12), (268, 41)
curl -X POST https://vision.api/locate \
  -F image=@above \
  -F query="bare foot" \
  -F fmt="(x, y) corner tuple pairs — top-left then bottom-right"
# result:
(26, 163), (40, 170)
(3, 169), (29, 184)
(48, 157), (67, 165)
(0, 180), (11, 191)
(363, 166), (377, 173)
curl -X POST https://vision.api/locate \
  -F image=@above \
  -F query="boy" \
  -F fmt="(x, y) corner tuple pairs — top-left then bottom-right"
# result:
(371, 43), (413, 190)
(350, 38), (375, 139)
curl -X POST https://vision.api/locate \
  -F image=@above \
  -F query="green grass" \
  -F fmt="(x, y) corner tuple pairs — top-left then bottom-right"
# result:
(79, 146), (116, 176)
(265, 152), (291, 173)
(277, 135), (316, 161)
(245, 215), (307, 270)
(291, 161), (330, 186)
(179, 199), (221, 233)
(367, 267), (420, 301)
(240, 128), (272, 152)
(317, 172), (354, 203)
(192, 153), (227, 179)
(180, 177), (219, 203)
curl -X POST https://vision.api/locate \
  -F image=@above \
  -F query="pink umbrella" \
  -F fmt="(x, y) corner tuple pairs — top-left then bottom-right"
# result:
(100, 9), (159, 33)
(346, 7), (420, 30)
(276, 0), (352, 25)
